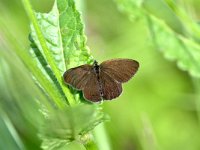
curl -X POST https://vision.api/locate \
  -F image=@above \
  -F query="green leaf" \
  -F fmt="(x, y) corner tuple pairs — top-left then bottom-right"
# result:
(27, 0), (94, 105)
(57, 0), (94, 69)
(142, 0), (186, 35)
(113, 0), (143, 21)
(0, 48), (47, 150)
(2, 0), (109, 149)
(0, 17), (66, 109)
(147, 16), (200, 77)
(114, 0), (200, 78)
(0, 112), (24, 150)
(30, 0), (93, 73)
(142, 0), (200, 77)
(29, 35), (69, 106)
(39, 104), (109, 150)
(41, 140), (87, 150)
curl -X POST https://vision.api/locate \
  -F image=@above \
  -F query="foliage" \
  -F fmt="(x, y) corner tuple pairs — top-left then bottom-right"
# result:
(115, 0), (200, 78)
(1, 0), (200, 149)
(0, 0), (108, 149)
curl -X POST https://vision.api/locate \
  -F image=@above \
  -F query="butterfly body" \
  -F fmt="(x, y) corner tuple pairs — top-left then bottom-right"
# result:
(92, 60), (104, 97)
(93, 60), (100, 74)
(63, 59), (139, 102)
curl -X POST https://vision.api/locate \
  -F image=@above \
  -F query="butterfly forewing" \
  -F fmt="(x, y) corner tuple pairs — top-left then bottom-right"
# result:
(63, 65), (92, 90)
(83, 72), (102, 102)
(100, 59), (139, 83)
(101, 72), (122, 100)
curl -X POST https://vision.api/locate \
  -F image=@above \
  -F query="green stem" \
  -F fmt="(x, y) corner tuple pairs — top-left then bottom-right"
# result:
(192, 78), (200, 126)
(93, 123), (111, 150)
(21, 0), (76, 106)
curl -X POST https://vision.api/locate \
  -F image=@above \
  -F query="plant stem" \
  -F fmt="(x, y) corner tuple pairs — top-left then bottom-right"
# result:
(192, 78), (200, 126)
(93, 123), (111, 150)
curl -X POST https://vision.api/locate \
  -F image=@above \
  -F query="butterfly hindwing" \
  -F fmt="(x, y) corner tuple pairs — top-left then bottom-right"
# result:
(100, 71), (122, 100)
(83, 72), (102, 102)
(100, 59), (139, 83)
(63, 65), (92, 90)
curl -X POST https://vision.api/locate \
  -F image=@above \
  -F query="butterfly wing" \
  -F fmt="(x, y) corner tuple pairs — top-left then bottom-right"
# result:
(63, 65), (92, 90)
(63, 58), (139, 102)
(83, 72), (102, 102)
(100, 59), (139, 83)
(100, 72), (122, 100)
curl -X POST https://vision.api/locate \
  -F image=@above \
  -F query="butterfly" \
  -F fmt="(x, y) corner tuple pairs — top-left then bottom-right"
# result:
(63, 59), (139, 102)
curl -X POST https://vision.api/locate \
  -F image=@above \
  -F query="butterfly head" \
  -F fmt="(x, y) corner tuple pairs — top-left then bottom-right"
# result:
(93, 60), (98, 67)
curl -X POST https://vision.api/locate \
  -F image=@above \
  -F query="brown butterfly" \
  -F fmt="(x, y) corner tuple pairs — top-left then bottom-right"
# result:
(63, 59), (139, 102)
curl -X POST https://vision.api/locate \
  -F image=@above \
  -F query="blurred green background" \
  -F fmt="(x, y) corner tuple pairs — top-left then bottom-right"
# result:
(1, 0), (200, 150)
